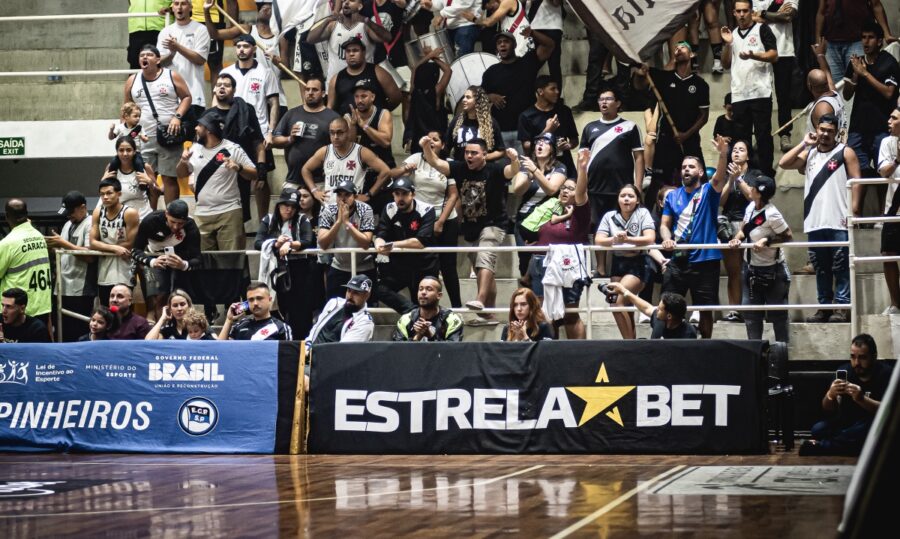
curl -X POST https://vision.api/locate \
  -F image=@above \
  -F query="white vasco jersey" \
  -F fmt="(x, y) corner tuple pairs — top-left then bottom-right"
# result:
(730, 23), (775, 103)
(325, 20), (376, 82)
(131, 68), (180, 134)
(323, 143), (367, 203)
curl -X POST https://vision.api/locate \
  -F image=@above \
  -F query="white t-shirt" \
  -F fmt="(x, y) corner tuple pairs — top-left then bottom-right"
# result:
(804, 144), (849, 232)
(752, 0), (796, 57)
(730, 23), (776, 103)
(403, 153), (457, 219)
(59, 217), (96, 296)
(878, 135), (900, 215)
(112, 122), (145, 151)
(530, 0), (563, 31)
(131, 69), (180, 134)
(596, 207), (655, 257)
(741, 202), (789, 266)
(220, 61), (280, 134)
(251, 25), (287, 107)
(157, 20), (210, 107)
(187, 140), (254, 216)
(437, 0), (480, 30)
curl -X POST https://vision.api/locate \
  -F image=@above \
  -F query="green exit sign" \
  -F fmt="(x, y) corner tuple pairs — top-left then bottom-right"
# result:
(0, 137), (24, 156)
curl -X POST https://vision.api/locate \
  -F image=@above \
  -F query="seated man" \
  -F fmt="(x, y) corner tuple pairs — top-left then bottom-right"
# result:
(107, 283), (152, 340)
(374, 177), (438, 313)
(605, 283), (697, 339)
(0, 288), (51, 343)
(801, 334), (894, 456)
(219, 282), (292, 340)
(392, 277), (463, 342)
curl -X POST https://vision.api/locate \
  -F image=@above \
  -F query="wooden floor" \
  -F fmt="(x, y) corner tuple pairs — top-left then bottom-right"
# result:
(0, 451), (855, 538)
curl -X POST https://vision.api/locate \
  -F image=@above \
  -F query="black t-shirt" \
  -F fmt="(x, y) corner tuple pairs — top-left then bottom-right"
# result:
(274, 106), (341, 184)
(376, 200), (437, 266)
(228, 316), (292, 340)
(333, 63), (387, 115)
(517, 104), (578, 176)
(649, 309), (698, 339)
(501, 321), (555, 341)
(844, 51), (900, 134)
(579, 117), (643, 195)
(361, 0), (405, 65)
(833, 360), (894, 427)
(160, 324), (187, 339)
(713, 114), (736, 141)
(205, 102), (264, 162)
(721, 168), (760, 221)
(648, 68), (710, 138)
(481, 51), (542, 131)
(446, 115), (506, 161)
(1, 316), (51, 343)
(449, 160), (510, 236)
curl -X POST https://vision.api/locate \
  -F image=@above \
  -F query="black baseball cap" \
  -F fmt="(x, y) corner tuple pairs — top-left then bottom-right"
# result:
(391, 177), (415, 192)
(276, 188), (300, 208)
(534, 132), (557, 146)
(197, 111), (224, 138)
(353, 79), (377, 94)
(335, 180), (357, 194)
(58, 191), (87, 216)
(234, 34), (256, 46)
(746, 175), (776, 196)
(341, 36), (366, 50)
(494, 31), (516, 44)
(343, 274), (373, 293)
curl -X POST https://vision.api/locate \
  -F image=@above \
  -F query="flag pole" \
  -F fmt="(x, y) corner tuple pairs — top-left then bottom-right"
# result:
(643, 71), (683, 151)
(213, 4), (307, 88)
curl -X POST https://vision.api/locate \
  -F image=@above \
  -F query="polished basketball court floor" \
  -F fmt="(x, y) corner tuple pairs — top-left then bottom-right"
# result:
(0, 451), (855, 537)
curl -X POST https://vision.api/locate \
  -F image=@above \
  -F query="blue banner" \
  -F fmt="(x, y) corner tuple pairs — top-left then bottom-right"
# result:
(0, 341), (279, 453)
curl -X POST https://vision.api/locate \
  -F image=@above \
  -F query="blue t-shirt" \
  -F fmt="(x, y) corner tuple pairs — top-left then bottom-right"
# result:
(663, 182), (722, 263)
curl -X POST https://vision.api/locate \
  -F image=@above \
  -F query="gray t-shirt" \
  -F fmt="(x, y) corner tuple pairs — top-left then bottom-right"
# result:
(596, 207), (655, 257)
(274, 106), (341, 185)
(59, 217), (97, 297)
(318, 201), (376, 272)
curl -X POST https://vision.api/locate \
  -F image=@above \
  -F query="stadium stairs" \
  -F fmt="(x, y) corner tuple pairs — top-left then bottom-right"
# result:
(2, 0), (899, 359)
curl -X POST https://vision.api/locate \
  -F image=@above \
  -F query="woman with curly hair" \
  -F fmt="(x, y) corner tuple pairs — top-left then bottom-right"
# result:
(501, 288), (554, 341)
(445, 86), (506, 161)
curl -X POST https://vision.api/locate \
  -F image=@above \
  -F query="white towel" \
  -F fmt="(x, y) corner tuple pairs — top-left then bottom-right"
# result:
(541, 244), (588, 321)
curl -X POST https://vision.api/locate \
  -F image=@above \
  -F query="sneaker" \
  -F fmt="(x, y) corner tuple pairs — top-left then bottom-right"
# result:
(712, 59), (724, 74)
(883, 305), (900, 315)
(805, 309), (831, 323)
(780, 134), (792, 152)
(829, 309), (849, 323)
(723, 310), (744, 322)
(794, 263), (815, 275)
(690, 310), (700, 323)
(642, 168), (653, 190)
(467, 317), (499, 327)
(465, 300), (485, 311)
(639, 312), (651, 324)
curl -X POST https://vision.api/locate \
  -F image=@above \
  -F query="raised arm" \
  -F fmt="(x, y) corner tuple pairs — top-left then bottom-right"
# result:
(420, 136), (451, 176)
(779, 132), (815, 171)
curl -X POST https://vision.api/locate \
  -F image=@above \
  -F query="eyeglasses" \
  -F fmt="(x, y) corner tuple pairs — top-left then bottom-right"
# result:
(598, 97), (616, 102)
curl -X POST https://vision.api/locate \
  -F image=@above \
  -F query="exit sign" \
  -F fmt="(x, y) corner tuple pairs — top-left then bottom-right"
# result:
(0, 137), (24, 156)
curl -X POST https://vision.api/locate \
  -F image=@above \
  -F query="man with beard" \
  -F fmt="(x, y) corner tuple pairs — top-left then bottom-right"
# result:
(481, 30), (555, 152)
(392, 277), (463, 341)
(305, 274), (375, 346)
(327, 38), (402, 115)
(316, 180), (378, 299)
(220, 34), (279, 218)
(346, 79), (395, 213)
(801, 334), (893, 456)
(374, 178), (438, 314)
(107, 284), (152, 340)
(158, 0), (210, 117)
(517, 75), (577, 177)
(306, 0), (391, 82)
(0, 288), (51, 343)
(176, 111), (257, 251)
(659, 153), (726, 339)
(421, 137), (520, 326)
(272, 75), (340, 189)
(125, 44), (193, 205)
(779, 114), (860, 323)
(220, 281), (292, 340)
(206, 73), (267, 223)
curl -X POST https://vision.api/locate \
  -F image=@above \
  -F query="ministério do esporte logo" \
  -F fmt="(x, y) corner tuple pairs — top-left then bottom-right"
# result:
(178, 397), (219, 436)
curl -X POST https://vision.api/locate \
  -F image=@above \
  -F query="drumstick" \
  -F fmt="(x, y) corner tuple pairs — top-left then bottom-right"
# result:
(213, 4), (307, 89)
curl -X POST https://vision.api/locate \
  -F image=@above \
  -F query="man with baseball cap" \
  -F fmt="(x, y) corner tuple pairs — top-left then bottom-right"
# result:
(327, 37), (401, 115)
(305, 273), (375, 347)
(45, 191), (97, 341)
(317, 179), (378, 299)
(374, 177), (439, 313)
(346, 78), (395, 214)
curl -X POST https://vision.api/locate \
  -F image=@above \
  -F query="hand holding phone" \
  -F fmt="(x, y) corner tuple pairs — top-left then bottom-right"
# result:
(164, 246), (175, 256)
(836, 369), (848, 381)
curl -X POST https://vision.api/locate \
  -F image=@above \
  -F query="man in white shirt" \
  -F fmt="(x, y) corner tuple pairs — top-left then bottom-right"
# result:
(158, 0), (210, 116)
(176, 111), (258, 251)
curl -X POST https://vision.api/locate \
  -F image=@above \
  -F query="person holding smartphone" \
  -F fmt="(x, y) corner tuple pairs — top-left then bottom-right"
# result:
(219, 281), (291, 340)
(801, 334), (894, 456)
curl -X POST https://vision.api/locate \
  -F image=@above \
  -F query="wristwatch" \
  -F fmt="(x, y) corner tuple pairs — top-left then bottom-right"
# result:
(174, 113), (183, 120)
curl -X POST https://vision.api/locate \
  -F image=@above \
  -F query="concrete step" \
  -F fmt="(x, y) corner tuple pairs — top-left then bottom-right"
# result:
(0, 48), (130, 73)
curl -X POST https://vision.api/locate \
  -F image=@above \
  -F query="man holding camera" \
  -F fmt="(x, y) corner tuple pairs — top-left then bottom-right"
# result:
(605, 282), (697, 339)
(801, 333), (893, 455)
(219, 281), (291, 340)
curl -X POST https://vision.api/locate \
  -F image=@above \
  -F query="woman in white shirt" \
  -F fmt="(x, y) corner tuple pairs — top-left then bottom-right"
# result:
(100, 136), (158, 219)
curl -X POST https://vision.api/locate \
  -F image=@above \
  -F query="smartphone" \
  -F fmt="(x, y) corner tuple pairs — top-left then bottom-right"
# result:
(232, 300), (250, 316)
(836, 369), (848, 381)
(164, 246), (175, 255)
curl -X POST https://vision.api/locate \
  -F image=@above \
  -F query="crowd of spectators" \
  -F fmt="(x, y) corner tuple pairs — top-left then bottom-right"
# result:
(3, 0), (900, 352)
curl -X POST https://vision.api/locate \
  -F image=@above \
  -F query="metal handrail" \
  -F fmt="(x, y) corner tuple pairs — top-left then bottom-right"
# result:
(0, 12), (163, 22)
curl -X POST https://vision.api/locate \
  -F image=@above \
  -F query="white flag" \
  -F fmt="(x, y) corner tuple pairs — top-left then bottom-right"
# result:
(271, 0), (328, 36)
(567, 0), (700, 63)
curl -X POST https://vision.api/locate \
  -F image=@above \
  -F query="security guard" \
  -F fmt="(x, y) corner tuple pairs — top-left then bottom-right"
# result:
(0, 199), (52, 324)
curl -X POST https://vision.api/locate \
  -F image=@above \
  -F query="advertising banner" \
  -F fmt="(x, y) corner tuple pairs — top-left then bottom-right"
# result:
(308, 340), (768, 454)
(0, 341), (279, 453)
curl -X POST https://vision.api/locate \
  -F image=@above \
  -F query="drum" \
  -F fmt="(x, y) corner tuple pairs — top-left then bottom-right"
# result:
(446, 53), (500, 108)
(404, 29), (455, 67)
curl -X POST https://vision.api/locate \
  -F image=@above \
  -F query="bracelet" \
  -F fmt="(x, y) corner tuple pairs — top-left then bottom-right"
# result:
(816, 54), (825, 58)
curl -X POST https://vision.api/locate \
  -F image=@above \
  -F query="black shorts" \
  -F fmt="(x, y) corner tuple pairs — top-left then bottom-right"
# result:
(882, 222), (900, 253)
(662, 258), (721, 305)
(207, 21), (226, 67)
(610, 255), (653, 284)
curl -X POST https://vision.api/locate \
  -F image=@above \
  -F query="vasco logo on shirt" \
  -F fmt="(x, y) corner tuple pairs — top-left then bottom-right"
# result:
(250, 81), (262, 93)
(178, 397), (219, 436)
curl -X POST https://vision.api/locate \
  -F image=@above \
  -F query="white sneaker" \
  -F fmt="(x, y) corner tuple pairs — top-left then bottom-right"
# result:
(690, 310), (700, 323)
(639, 312), (651, 324)
(712, 59), (724, 74)
(883, 305), (900, 315)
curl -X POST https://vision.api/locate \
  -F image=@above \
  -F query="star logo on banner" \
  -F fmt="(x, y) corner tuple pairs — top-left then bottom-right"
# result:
(827, 159), (839, 171)
(615, 126), (623, 133)
(347, 160), (357, 171)
(566, 363), (635, 427)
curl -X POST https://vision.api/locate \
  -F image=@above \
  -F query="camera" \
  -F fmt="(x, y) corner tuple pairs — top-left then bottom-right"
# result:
(599, 283), (618, 304)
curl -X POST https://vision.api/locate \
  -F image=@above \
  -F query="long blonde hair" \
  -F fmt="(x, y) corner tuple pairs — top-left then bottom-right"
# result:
(452, 85), (495, 151)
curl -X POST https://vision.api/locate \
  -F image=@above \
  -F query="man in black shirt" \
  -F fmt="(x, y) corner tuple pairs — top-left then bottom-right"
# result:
(374, 177), (438, 313)
(802, 334), (894, 455)
(327, 38), (401, 115)
(517, 75), (577, 177)
(606, 283), (697, 339)
(0, 288), (51, 343)
(219, 282), (292, 340)
(843, 21), (900, 214)
(481, 30), (555, 152)
(634, 42), (710, 207)
(392, 277), (464, 341)
(272, 75), (340, 188)
(421, 137), (519, 325)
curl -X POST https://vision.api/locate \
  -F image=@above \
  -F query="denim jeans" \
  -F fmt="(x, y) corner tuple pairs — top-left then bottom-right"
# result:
(808, 229), (850, 305)
(825, 40), (863, 83)
(450, 25), (479, 57)
(847, 130), (888, 172)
